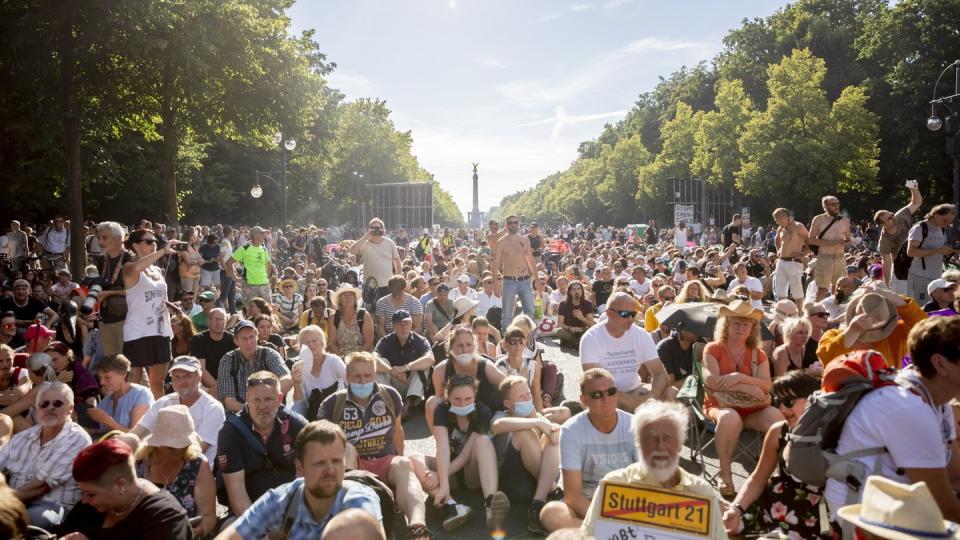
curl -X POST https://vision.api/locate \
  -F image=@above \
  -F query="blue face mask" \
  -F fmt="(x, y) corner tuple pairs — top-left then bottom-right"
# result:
(513, 399), (534, 417)
(350, 382), (374, 399)
(449, 403), (476, 417)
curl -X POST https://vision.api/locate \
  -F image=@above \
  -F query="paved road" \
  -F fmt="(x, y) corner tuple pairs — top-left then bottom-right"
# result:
(402, 335), (755, 539)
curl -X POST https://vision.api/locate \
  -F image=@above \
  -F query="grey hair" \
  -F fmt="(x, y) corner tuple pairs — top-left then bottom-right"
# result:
(96, 221), (125, 240)
(632, 400), (689, 450)
(35, 381), (74, 408)
(781, 316), (812, 339)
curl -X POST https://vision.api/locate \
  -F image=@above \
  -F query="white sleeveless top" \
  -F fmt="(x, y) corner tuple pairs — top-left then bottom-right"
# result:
(124, 269), (173, 341)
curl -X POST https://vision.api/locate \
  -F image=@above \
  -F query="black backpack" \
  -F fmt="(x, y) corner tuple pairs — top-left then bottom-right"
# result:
(892, 222), (928, 280)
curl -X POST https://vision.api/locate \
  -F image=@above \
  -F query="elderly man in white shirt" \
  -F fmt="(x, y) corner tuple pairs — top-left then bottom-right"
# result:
(475, 276), (502, 319)
(726, 262), (764, 310)
(0, 381), (92, 530)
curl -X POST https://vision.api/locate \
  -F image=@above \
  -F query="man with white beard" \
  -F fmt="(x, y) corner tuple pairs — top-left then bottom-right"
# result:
(580, 400), (729, 538)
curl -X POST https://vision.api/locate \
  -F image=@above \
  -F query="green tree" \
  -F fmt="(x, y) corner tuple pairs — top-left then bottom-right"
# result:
(636, 102), (703, 223)
(692, 79), (754, 189)
(736, 49), (879, 215)
(597, 135), (653, 223)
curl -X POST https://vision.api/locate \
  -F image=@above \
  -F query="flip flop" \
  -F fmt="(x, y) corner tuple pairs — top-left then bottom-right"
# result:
(717, 479), (737, 498)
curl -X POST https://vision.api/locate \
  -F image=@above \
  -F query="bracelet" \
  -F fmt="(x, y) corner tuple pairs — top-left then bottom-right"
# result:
(733, 503), (745, 516)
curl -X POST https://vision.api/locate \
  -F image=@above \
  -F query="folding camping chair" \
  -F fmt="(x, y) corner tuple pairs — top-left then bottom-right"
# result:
(676, 342), (763, 489)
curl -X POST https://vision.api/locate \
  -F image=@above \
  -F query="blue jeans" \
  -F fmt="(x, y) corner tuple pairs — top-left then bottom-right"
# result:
(219, 273), (237, 314)
(500, 277), (534, 332)
(28, 499), (66, 531)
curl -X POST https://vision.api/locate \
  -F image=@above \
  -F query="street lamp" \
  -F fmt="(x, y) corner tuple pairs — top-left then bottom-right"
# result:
(926, 60), (960, 208)
(253, 132), (296, 226)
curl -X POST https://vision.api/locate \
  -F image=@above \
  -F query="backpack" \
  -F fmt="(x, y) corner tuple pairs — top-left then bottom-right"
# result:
(268, 473), (401, 540)
(892, 222), (928, 280)
(784, 350), (909, 496)
(333, 308), (366, 330)
(327, 386), (396, 423)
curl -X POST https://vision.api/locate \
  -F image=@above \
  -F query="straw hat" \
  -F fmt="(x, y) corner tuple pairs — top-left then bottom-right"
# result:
(141, 405), (201, 449)
(331, 284), (363, 307)
(838, 476), (960, 540)
(844, 292), (898, 343)
(717, 299), (763, 321)
(453, 296), (479, 319)
(280, 278), (299, 291)
(709, 289), (733, 305)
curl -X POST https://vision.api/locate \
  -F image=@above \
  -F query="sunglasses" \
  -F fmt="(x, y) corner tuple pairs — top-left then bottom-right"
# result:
(661, 296), (676, 302)
(810, 312), (829, 318)
(772, 396), (796, 408)
(450, 374), (476, 385)
(506, 221), (519, 225)
(586, 387), (618, 400)
(247, 377), (277, 388)
(1, 323), (14, 329)
(612, 309), (637, 318)
(39, 399), (65, 409)
(138, 239), (157, 245)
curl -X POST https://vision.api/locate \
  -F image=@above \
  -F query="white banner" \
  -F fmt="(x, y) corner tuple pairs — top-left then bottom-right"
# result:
(674, 205), (694, 225)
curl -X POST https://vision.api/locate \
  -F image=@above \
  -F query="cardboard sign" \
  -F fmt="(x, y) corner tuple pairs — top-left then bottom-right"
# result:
(593, 481), (713, 540)
(674, 205), (695, 225)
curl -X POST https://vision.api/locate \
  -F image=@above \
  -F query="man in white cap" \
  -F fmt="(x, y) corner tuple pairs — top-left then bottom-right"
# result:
(448, 274), (476, 302)
(231, 226), (273, 301)
(131, 355), (226, 466)
(923, 278), (957, 314)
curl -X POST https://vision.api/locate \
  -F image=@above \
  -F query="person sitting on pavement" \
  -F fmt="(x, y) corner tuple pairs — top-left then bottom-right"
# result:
(642, 284), (675, 332)
(375, 275), (423, 339)
(580, 292), (669, 411)
(254, 314), (288, 364)
(216, 319), (292, 413)
(290, 325), (345, 419)
(702, 299), (784, 498)
(372, 310), (434, 419)
(189, 307), (234, 396)
(723, 371), (825, 538)
(134, 405), (217, 540)
(0, 382), (91, 531)
(318, 352), (433, 540)
(490, 375), (562, 536)
(581, 399), (728, 538)
(556, 280), (595, 350)
(61, 437), (193, 539)
(423, 283), (455, 343)
(326, 284), (374, 357)
(88, 354), (153, 435)
(190, 290), (217, 333)
(471, 316), (498, 358)
(923, 278), (958, 314)
(494, 326), (570, 423)
(425, 325), (506, 431)
(816, 285), (926, 369)
(216, 420), (382, 540)
(130, 355), (226, 466)
(216, 371), (308, 518)
(655, 324), (702, 398)
(409, 374), (510, 534)
(540, 368), (636, 533)
(825, 317), (960, 527)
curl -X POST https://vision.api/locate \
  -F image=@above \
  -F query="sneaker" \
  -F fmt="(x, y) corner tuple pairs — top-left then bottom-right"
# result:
(485, 491), (510, 530)
(442, 503), (472, 532)
(528, 499), (547, 535)
(546, 486), (564, 502)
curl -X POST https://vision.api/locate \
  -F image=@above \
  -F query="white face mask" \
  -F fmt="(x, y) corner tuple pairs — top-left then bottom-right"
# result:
(453, 353), (474, 366)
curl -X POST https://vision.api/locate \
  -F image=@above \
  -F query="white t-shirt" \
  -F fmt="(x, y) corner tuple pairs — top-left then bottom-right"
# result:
(476, 291), (502, 318)
(549, 289), (565, 307)
(579, 323), (659, 392)
(727, 276), (764, 310)
(135, 391), (226, 468)
(298, 349), (346, 398)
(361, 238), (399, 286)
(629, 279), (651, 298)
(824, 377), (955, 519)
(449, 287), (476, 302)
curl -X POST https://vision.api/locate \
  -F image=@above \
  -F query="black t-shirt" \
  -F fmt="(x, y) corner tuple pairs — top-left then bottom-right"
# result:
(644, 227), (657, 245)
(61, 490), (192, 540)
(0, 297), (48, 323)
(557, 299), (595, 329)
(746, 260), (765, 279)
(199, 243), (220, 271)
(656, 334), (694, 382)
(722, 223), (741, 247)
(443, 357), (502, 412)
(591, 279), (614, 307)
(433, 401), (492, 458)
(189, 330), (235, 378)
(96, 251), (135, 323)
(528, 233), (542, 255)
(216, 406), (308, 504)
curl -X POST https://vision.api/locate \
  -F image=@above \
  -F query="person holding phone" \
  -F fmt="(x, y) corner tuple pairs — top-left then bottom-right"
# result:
(348, 218), (401, 311)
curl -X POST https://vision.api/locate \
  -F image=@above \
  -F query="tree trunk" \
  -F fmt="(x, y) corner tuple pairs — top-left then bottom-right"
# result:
(59, 2), (86, 277)
(160, 64), (179, 229)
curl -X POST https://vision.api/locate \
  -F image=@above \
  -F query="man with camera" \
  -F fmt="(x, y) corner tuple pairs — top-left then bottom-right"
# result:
(348, 218), (401, 310)
(92, 221), (133, 356)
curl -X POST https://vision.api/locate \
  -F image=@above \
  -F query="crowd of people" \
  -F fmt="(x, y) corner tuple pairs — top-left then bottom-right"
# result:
(0, 180), (959, 540)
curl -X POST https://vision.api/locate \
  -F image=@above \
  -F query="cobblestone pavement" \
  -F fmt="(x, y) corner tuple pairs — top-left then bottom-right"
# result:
(402, 335), (754, 539)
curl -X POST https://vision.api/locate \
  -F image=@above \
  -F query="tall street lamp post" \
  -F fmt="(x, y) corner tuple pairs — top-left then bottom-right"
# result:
(251, 132), (297, 226)
(926, 59), (960, 208)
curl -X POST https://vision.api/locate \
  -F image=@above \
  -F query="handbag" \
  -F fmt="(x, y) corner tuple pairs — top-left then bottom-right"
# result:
(707, 348), (771, 409)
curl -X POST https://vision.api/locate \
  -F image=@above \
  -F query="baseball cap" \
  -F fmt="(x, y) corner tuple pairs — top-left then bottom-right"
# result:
(846, 265), (859, 274)
(250, 226), (266, 235)
(457, 274), (471, 283)
(927, 278), (956, 296)
(437, 284), (451, 293)
(392, 310), (413, 323)
(198, 291), (216, 302)
(170, 356), (202, 373)
(233, 319), (256, 333)
(12, 279), (30, 289)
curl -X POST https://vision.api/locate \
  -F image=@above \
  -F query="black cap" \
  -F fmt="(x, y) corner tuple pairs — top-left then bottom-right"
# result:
(391, 310), (413, 323)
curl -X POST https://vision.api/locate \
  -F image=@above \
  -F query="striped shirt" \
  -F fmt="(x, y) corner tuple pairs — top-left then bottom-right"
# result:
(0, 421), (92, 508)
(216, 346), (290, 403)
(375, 293), (423, 334)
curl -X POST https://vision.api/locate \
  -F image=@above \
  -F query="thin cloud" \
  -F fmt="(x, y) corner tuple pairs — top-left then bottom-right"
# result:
(569, 3), (595, 11)
(533, 2), (595, 23)
(496, 37), (715, 106)
(475, 56), (508, 69)
(326, 69), (376, 98)
(515, 106), (629, 140)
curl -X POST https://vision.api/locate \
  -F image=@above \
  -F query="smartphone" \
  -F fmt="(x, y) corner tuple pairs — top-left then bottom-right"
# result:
(905, 179), (918, 189)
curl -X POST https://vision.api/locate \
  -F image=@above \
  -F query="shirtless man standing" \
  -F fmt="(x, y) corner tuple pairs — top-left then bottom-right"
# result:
(807, 196), (850, 302)
(486, 219), (502, 253)
(772, 208), (808, 308)
(491, 215), (538, 333)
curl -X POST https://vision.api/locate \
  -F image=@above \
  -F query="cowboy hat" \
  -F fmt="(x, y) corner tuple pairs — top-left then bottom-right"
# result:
(717, 299), (763, 321)
(708, 288), (733, 305)
(837, 476), (960, 540)
(844, 292), (898, 343)
(331, 284), (363, 307)
(141, 405), (201, 449)
(452, 296), (479, 319)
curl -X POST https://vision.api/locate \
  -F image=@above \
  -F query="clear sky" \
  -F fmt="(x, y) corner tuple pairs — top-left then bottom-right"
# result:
(288, 0), (785, 216)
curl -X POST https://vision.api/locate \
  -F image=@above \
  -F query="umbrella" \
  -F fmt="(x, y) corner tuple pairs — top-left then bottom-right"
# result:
(655, 302), (775, 340)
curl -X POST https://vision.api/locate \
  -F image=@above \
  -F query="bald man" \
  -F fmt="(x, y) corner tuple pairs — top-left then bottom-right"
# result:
(321, 508), (385, 540)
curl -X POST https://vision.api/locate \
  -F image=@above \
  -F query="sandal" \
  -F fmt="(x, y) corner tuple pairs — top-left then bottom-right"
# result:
(406, 524), (435, 540)
(717, 479), (737, 498)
